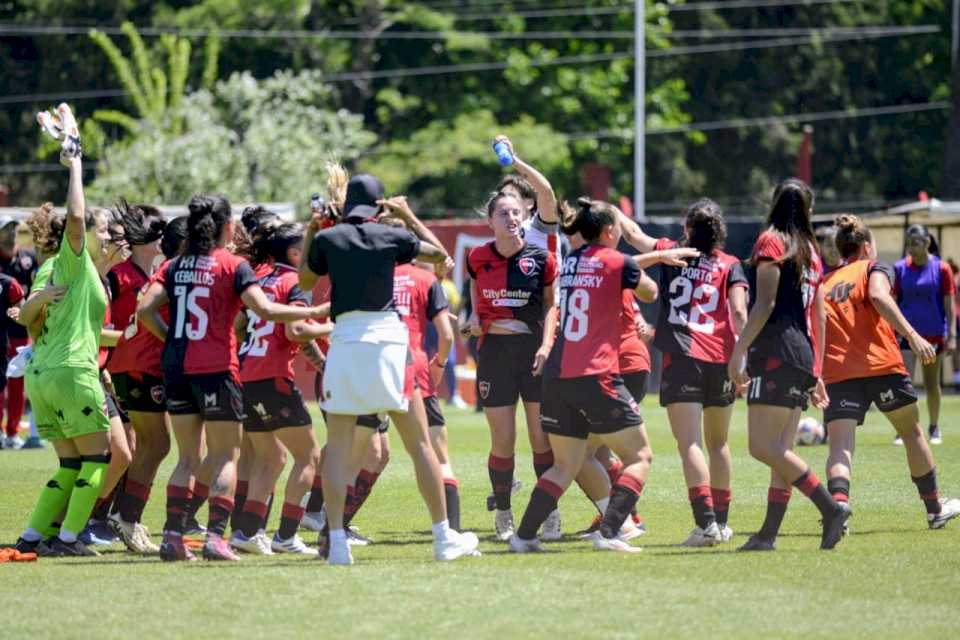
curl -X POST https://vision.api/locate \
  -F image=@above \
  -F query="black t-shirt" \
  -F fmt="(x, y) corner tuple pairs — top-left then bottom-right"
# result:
(307, 216), (421, 320)
(0, 249), (38, 339)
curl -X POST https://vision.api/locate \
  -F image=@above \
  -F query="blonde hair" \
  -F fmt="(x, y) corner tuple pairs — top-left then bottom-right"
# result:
(325, 162), (349, 208)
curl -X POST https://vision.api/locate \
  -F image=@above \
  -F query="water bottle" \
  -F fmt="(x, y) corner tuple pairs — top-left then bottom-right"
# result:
(492, 140), (513, 167)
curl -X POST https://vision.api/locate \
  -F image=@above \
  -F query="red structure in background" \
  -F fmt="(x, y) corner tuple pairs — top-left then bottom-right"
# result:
(796, 125), (814, 185)
(581, 163), (612, 201)
(0, 186), (9, 207)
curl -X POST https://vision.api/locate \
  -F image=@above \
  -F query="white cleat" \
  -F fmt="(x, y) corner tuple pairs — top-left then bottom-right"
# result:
(109, 513), (157, 554)
(928, 498), (960, 529)
(590, 531), (642, 553)
(230, 531), (275, 555)
(3, 435), (24, 450)
(327, 537), (354, 565)
(680, 522), (723, 547)
(718, 524), (734, 543)
(345, 526), (372, 546)
(929, 426), (943, 445)
(300, 508), (326, 532)
(619, 518), (646, 542)
(271, 533), (319, 555)
(494, 509), (515, 541)
(508, 534), (545, 553)
(133, 523), (160, 553)
(434, 530), (481, 561)
(540, 509), (562, 541)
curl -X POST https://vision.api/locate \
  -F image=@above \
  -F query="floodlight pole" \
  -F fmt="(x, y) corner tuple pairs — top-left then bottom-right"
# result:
(634, 0), (645, 221)
(953, 0), (959, 69)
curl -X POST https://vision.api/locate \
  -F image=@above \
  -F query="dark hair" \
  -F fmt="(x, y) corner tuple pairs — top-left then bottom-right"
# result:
(754, 178), (817, 281)
(564, 197), (617, 243)
(241, 206), (280, 236)
(242, 221), (305, 266)
(27, 202), (99, 256)
(485, 191), (522, 218)
(113, 198), (167, 246)
(185, 194), (231, 255)
(497, 175), (536, 204)
(905, 223), (940, 256)
(161, 216), (189, 259)
(834, 214), (872, 260)
(682, 198), (726, 254)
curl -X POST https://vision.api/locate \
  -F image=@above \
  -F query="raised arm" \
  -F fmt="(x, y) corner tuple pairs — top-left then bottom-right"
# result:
(617, 208), (658, 254)
(495, 135), (558, 223)
(63, 155), (86, 256)
(380, 196), (453, 274)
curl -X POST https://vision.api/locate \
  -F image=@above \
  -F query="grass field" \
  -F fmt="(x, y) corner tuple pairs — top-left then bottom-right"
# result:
(1, 395), (959, 639)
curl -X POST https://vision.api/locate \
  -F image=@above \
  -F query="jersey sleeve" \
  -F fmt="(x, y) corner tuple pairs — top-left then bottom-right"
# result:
(394, 229), (421, 265)
(466, 250), (478, 280)
(621, 254), (642, 290)
(233, 259), (259, 295)
(426, 279), (449, 320)
(728, 259), (750, 290)
(869, 261), (896, 289)
(307, 236), (329, 276)
(752, 232), (785, 262)
(285, 271), (312, 306)
(654, 238), (677, 252)
(543, 252), (559, 286)
(32, 259), (53, 290)
(6, 277), (24, 304)
(528, 213), (559, 237)
(940, 262), (956, 296)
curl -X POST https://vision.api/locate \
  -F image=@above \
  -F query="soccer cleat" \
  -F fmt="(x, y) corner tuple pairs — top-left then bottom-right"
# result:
(271, 533), (318, 556)
(13, 537), (41, 554)
(928, 498), (960, 529)
(21, 436), (45, 449)
(737, 534), (776, 551)
(3, 435), (24, 450)
(579, 514), (602, 536)
(820, 502), (853, 550)
(718, 524), (734, 542)
(203, 534), (242, 561)
(301, 508), (326, 532)
(540, 509), (562, 541)
(108, 513), (155, 554)
(486, 479), (522, 511)
(229, 531), (274, 555)
(80, 519), (117, 546)
(45, 537), (100, 557)
(345, 526), (372, 546)
(494, 509), (515, 541)
(893, 435), (904, 446)
(183, 517), (206, 536)
(134, 523), (160, 553)
(680, 522), (723, 547)
(159, 531), (197, 562)
(434, 530), (481, 561)
(590, 532), (642, 553)
(929, 426), (943, 445)
(326, 537), (353, 566)
(507, 534), (544, 554)
(619, 517), (646, 542)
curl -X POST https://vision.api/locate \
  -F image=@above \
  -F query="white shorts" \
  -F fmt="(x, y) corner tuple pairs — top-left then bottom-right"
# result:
(320, 311), (410, 416)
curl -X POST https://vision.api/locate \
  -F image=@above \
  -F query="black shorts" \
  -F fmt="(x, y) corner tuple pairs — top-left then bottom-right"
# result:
(659, 353), (735, 408)
(424, 395), (445, 428)
(165, 371), (246, 422)
(112, 372), (167, 413)
(243, 378), (312, 432)
(824, 374), (917, 425)
(746, 357), (815, 410)
(315, 371), (389, 433)
(541, 374), (643, 441)
(622, 370), (649, 404)
(104, 388), (128, 423)
(477, 333), (542, 407)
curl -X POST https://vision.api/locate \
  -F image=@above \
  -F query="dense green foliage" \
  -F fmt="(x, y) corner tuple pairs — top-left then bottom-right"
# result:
(0, 1), (953, 216)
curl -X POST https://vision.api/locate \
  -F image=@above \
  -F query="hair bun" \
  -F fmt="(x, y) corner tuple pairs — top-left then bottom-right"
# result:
(576, 196), (593, 208)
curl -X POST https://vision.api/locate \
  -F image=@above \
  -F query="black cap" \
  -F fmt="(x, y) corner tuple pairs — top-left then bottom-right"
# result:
(343, 174), (385, 219)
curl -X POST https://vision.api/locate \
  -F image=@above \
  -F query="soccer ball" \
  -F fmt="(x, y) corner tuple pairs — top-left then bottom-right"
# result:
(796, 417), (825, 446)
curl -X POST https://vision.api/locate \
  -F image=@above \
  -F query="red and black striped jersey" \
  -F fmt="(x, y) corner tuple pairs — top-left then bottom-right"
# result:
(653, 238), (748, 364)
(545, 245), (640, 378)
(467, 241), (557, 335)
(394, 263), (448, 396)
(106, 259), (151, 375)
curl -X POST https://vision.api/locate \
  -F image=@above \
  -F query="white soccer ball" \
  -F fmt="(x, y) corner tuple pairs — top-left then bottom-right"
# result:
(796, 416), (824, 446)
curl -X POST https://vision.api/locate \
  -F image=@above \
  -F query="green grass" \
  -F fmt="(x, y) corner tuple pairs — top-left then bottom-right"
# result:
(2, 396), (960, 639)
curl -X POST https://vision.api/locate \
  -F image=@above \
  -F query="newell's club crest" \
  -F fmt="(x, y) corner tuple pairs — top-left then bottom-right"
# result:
(517, 257), (537, 276)
(478, 381), (491, 400)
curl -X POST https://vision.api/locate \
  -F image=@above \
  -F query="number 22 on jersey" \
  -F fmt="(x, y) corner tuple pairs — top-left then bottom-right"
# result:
(667, 276), (718, 334)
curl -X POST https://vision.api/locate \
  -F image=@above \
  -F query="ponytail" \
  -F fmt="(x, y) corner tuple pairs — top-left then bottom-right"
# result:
(185, 194), (231, 256)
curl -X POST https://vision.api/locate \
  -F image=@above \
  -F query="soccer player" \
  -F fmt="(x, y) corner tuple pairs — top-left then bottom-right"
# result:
(894, 224), (956, 445)
(230, 220), (329, 556)
(14, 106), (115, 557)
(822, 215), (960, 527)
(620, 199), (748, 546)
(728, 179), (851, 552)
(467, 191), (558, 541)
(138, 194), (327, 562)
(299, 174), (479, 565)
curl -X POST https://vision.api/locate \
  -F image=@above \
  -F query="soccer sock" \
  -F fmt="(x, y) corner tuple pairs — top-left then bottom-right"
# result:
(61, 455), (109, 542)
(342, 485), (360, 526)
(346, 470), (380, 525)
(116, 479), (152, 524)
(533, 450), (554, 479)
(792, 470), (838, 518)
(91, 480), (118, 522)
(599, 475), (644, 539)
(444, 479), (461, 532)
(712, 487), (732, 526)
(758, 488), (791, 540)
(605, 460), (624, 485)
(912, 468), (942, 515)
(164, 484), (191, 533)
(278, 502), (305, 540)
(827, 477), (850, 504)
(488, 454), (515, 511)
(230, 480), (249, 531)
(26, 458), (81, 536)
(516, 478), (564, 540)
(305, 474), (324, 513)
(594, 496), (610, 514)
(207, 496), (234, 538)
(688, 484), (716, 529)
(109, 472), (126, 516)
(187, 482), (209, 523)
(239, 500), (268, 538)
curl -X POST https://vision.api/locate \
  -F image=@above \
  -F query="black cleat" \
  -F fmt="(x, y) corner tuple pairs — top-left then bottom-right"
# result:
(820, 502), (853, 550)
(46, 537), (101, 557)
(737, 534), (776, 552)
(13, 537), (41, 553)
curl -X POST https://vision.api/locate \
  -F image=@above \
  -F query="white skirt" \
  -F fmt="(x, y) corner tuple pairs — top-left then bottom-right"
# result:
(320, 311), (410, 416)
